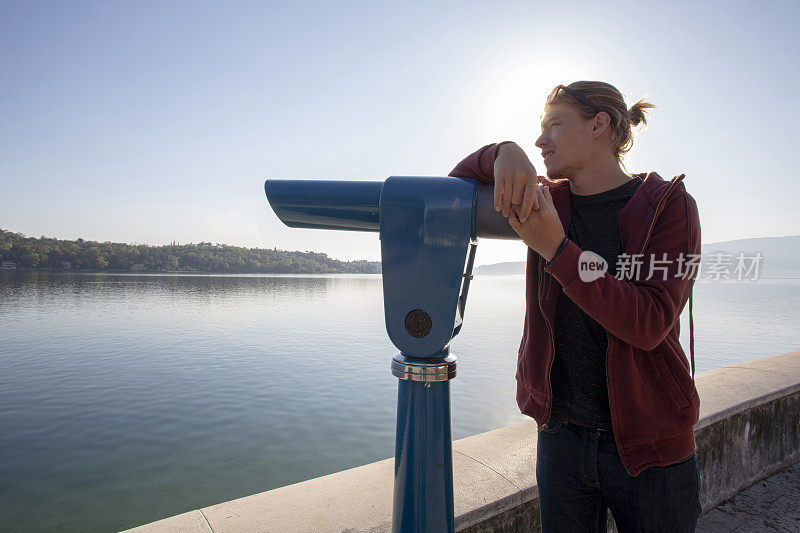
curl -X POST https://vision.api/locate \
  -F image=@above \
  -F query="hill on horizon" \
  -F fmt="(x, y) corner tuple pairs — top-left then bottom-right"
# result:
(474, 235), (800, 278)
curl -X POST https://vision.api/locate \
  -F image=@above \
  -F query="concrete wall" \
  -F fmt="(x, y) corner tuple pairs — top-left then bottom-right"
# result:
(125, 350), (800, 533)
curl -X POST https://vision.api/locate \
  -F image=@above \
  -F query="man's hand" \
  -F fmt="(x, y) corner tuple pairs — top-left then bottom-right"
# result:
(494, 142), (541, 221)
(508, 183), (566, 262)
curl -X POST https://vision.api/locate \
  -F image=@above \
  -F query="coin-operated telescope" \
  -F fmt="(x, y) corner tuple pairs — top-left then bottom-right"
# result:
(265, 176), (519, 532)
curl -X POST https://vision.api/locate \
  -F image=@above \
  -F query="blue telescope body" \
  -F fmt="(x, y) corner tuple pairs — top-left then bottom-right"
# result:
(264, 177), (516, 237)
(265, 177), (518, 356)
(264, 175), (519, 532)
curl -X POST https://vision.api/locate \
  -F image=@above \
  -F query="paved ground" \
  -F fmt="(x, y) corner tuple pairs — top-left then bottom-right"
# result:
(697, 461), (800, 532)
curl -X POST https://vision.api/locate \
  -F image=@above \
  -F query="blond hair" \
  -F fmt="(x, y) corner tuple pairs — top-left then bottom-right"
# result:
(547, 81), (656, 165)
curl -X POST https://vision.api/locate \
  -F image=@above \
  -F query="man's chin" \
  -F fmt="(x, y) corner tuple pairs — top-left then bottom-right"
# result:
(545, 166), (569, 181)
(545, 161), (578, 181)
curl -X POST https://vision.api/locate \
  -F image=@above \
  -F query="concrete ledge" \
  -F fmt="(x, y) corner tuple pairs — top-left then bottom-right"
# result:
(125, 350), (800, 533)
(127, 510), (212, 532)
(694, 351), (800, 511)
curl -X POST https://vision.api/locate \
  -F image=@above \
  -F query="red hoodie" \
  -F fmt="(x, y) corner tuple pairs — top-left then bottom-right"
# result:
(449, 143), (701, 477)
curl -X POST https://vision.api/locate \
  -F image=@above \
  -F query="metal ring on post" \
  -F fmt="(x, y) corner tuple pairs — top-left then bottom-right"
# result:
(391, 354), (457, 382)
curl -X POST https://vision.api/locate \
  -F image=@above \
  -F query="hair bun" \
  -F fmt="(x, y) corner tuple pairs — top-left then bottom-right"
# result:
(628, 98), (656, 127)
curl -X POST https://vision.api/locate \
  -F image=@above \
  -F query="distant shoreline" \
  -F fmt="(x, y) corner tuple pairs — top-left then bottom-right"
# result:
(1, 268), (382, 275)
(0, 228), (381, 275)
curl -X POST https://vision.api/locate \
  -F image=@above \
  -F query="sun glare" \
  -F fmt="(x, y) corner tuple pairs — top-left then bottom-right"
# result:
(468, 52), (605, 161)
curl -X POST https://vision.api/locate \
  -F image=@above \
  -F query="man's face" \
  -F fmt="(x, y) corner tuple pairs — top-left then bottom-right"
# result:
(535, 103), (595, 180)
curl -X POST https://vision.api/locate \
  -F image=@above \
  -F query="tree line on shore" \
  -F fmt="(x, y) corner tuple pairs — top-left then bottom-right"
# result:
(0, 229), (380, 274)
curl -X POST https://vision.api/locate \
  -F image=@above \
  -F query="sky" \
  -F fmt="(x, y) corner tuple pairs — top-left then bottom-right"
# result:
(1, 0), (798, 266)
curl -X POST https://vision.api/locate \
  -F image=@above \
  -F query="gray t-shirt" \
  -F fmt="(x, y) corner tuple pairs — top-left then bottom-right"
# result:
(550, 177), (643, 430)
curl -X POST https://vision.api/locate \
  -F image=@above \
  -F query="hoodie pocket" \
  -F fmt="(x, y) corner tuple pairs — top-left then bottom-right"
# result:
(653, 349), (691, 410)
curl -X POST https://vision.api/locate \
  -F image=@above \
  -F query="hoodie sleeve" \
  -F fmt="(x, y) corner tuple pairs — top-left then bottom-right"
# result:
(544, 186), (701, 351)
(447, 142), (515, 182)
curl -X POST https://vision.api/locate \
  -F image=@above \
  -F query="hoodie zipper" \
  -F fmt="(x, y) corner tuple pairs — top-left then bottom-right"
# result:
(539, 254), (556, 423)
(606, 174), (684, 478)
(604, 333), (631, 476)
(637, 176), (684, 255)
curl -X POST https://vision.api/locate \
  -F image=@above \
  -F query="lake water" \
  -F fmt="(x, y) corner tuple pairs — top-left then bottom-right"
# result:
(1, 271), (798, 532)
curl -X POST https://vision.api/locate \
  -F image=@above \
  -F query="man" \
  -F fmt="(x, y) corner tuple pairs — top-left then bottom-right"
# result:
(448, 81), (703, 532)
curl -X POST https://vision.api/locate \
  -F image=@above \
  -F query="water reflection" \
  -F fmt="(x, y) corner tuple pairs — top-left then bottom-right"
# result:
(0, 272), (798, 532)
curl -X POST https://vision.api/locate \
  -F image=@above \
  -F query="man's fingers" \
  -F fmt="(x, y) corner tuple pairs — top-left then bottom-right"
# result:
(503, 177), (520, 217)
(507, 210), (521, 232)
(511, 175), (525, 206)
(535, 184), (546, 209)
(519, 181), (537, 222)
(494, 181), (503, 212)
(541, 184), (554, 208)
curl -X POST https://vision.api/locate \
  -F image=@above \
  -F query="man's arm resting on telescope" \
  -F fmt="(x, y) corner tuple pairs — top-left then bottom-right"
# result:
(448, 142), (542, 220)
(447, 142), (510, 183)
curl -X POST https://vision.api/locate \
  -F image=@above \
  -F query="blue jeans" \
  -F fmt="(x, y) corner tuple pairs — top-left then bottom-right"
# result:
(536, 413), (702, 532)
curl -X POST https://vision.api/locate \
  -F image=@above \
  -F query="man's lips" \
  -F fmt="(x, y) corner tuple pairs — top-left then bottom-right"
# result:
(543, 150), (555, 162)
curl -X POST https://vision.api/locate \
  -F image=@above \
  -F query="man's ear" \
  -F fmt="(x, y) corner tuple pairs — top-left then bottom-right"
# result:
(591, 112), (612, 139)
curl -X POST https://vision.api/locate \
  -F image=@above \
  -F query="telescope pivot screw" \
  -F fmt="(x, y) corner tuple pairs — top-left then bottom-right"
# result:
(404, 309), (432, 338)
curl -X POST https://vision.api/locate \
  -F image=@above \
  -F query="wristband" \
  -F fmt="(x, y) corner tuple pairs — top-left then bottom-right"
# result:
(545, 236), (569, 267)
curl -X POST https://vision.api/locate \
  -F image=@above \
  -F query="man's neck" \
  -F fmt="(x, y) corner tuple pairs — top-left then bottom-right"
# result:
(568, 159), (632, 196)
